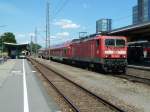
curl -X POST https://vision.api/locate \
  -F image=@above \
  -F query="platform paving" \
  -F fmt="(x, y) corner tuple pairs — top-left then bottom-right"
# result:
(128, 64), (150, 70)
(0, 59), (60, 112)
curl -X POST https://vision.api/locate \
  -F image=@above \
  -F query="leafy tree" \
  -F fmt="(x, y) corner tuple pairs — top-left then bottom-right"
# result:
(29, 42), (42, 54)
(0, 32), (17, 52)
(0, 32), (16, 43)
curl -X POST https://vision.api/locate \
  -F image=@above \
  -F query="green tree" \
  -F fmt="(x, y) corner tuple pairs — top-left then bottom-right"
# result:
(0, 32), (17, 43)
(0, 32), (17, 53)
(29, 42), (42, 54)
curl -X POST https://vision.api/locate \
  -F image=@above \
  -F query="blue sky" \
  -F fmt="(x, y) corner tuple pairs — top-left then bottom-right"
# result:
(0, 0), (137, 47)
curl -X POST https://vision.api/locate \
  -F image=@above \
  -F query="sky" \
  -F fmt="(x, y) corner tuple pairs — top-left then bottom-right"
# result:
(0, 0), (137, 47)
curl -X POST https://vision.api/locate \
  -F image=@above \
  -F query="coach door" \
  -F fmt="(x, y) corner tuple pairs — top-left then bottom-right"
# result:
(91, 41), (95, 58)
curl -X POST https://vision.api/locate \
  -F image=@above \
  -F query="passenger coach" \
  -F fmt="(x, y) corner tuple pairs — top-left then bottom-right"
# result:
(128, 41), (150, 62)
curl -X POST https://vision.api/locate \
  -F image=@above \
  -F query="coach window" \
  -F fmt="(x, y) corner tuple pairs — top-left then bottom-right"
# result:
(64, 49), (67, 54)
(96, 39), (100, 47)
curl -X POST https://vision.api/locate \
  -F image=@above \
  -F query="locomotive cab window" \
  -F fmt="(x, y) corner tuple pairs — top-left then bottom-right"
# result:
(105, 39), (115, 46)
(105, 39), (125, 47)
(116, 39), (125, 47)
(96, 39), (100, 47)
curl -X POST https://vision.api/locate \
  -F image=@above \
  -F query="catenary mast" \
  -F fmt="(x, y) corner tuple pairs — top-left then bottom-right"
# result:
(46, 1), (51, 59)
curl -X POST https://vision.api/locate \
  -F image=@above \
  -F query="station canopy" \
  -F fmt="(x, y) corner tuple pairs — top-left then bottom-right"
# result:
(108, 22), (150, 41)
(4, 42), (29, 58)
(4, 42), (28, 47)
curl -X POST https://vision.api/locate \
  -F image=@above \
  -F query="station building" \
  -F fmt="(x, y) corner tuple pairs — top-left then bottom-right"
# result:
(4, 43), (29, 59)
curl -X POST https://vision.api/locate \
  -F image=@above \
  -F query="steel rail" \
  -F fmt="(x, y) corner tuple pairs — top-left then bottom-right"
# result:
(114, 74), (150, 85)
(29, 58), (80, 112)
(112, 67), (150, 85)
(30, 58), (125, 112)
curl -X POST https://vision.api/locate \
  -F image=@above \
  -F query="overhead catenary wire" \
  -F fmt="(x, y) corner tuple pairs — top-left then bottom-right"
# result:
(113, 14), (132, 22)
(44, 0), (133, 42)
(45, 0), (70, 49)
(53, 0), (69, 17)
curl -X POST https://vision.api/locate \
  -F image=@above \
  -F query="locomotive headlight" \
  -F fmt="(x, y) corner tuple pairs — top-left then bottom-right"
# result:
(105, 50), (114, 54)
(117, 51), (126, 54)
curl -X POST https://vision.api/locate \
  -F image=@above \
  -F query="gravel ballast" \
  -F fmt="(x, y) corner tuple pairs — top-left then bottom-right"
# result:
(36, 58), (150, 112)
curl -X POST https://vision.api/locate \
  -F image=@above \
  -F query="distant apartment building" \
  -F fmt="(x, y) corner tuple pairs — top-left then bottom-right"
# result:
(96, 19), (112, 33)
(133, 5), (139, 24)
(133, 0), (150, 24)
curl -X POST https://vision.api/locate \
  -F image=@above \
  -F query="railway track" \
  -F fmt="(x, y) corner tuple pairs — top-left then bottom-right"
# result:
(101, 65), (150, 85)
(124, 67), (150, 85)
(113, 74), (150, 85)
(29, 58), (125, 112)
(69, 60), (150, 86)
(72, 62), (150, 86)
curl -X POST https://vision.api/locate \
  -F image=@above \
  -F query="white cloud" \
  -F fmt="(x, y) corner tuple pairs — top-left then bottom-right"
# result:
(15, 33), (29, 44)
(50, 35), (56, 39)
(50, 32), (70, 40)
(54, 19), (80, 29)
(16, 33), (26, 38)
(57, 32), (69, 37)
(15, 32), (36, 44)
(14, 31), (70, 46)
(29, 32), (35, 37)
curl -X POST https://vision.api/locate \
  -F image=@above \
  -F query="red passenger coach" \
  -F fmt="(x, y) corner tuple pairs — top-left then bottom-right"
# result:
(128, 41), (150, 62)
(50, 34), (127, 73)
(40, 48), (50, 59)
(50, 41), (72, 61)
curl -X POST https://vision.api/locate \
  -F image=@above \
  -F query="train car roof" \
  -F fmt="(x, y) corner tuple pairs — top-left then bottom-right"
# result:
(72, 34), (126, 44)
(50, 33), (127, 49)
(51, 40), (72, 49)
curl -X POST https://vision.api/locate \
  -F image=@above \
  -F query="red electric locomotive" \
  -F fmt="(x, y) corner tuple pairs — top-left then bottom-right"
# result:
(50, 34), (127, 73)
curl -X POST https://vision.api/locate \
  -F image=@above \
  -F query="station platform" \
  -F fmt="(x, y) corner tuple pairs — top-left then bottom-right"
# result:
(128, 61), (150, 69)
(0, 59), (60, 112)
(128, 63), (150, 71)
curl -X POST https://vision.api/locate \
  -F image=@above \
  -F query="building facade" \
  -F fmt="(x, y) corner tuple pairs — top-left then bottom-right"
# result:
(133, 0), (150, 24)
(133, 5), (139, 24)
(96, 19), (112, 33)
(138, 0), (150, 22)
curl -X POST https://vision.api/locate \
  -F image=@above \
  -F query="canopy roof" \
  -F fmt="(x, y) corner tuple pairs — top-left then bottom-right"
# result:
(4, 42), (28, 46)
(108, 22), (150, 41)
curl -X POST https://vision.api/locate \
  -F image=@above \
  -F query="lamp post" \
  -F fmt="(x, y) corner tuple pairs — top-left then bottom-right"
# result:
(0, 25), (7, 57)
(30, 36), (33, 56)
(1, 38), (3, 57)
(0, 38), (2, 57)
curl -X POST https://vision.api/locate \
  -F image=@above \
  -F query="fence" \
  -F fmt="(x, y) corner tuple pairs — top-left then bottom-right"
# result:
(0, 58), (4, 64)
